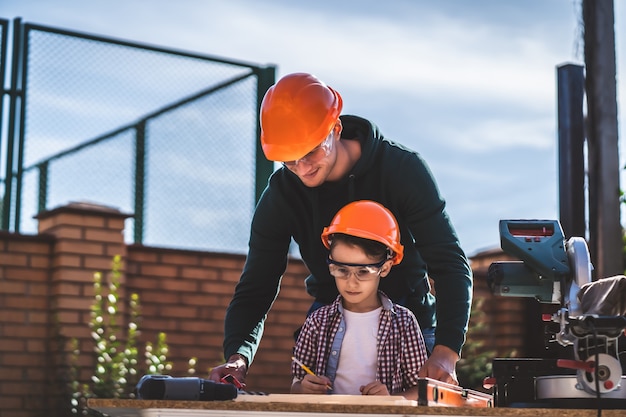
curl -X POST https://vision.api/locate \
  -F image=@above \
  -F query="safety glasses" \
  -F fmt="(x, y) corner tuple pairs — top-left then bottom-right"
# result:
(281, 129), (335, 168)
(326, 257), (387, 281)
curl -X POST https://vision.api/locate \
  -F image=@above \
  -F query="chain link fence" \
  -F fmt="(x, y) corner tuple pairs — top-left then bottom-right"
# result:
(1, 18), (275, 253)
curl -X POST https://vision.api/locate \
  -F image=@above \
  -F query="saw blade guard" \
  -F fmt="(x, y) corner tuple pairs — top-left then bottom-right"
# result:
(565, 236), (593, 317)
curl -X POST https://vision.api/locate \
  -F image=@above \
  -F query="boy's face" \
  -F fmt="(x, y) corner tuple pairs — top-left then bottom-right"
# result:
(328, 241), (391, 313)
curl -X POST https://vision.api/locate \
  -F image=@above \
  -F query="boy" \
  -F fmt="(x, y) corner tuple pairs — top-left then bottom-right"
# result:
(291, 200), (428, 399)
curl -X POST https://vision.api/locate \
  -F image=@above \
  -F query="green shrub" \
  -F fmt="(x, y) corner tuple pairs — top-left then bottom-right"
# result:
(69, 255), (172, 414)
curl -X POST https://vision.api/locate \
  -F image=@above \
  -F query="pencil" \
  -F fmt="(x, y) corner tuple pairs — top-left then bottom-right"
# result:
(291, 356), (332, 390)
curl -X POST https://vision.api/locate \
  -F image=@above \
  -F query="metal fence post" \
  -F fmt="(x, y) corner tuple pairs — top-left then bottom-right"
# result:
(134, 121), (146, 244)
(37, 161), (48, 213)
(2, 18), (24, 230)
(254, 66), (276, 203)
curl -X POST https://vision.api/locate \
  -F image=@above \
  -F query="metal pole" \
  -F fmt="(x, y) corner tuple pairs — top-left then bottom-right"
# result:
(557, 63), (586, 240)
(134, 121), (146, 244)
(37, 161), (48, 213)
(2, 18), (24, 230)
(583, 0), (622, 278)
(14, 21), (30, 232)
(254, 66), (276, 204)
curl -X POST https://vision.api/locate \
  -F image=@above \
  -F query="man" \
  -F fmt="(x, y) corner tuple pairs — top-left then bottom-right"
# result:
(209, 72), (472, 386)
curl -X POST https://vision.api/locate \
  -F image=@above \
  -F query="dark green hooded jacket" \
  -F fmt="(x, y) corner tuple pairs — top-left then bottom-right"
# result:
(224, 115), (472, 364)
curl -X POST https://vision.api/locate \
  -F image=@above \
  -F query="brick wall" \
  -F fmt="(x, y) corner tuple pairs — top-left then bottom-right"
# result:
(0, 201), (527, 417)
(123, 244), (311, 393)
(0, 232), (55, 416)
(0, 202), (313, 417)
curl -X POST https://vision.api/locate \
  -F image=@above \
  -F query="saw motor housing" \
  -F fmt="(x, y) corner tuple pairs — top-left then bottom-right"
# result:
(487, 220), (591, 311)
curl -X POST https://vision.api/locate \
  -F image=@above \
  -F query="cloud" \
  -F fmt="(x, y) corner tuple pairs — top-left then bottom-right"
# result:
(437, 116), (557, 151)
(2, 0), (624, 256)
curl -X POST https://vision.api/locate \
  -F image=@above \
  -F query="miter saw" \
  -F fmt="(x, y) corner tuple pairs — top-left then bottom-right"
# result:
(486, 220), (626, 409)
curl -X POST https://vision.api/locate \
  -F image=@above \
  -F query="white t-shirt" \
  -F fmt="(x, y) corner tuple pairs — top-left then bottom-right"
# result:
(332, 307), (382, 394)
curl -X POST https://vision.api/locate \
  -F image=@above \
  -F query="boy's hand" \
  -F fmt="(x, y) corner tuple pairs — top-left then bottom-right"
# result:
(360, 381), (390, 396)
(297, 374), (333, 394)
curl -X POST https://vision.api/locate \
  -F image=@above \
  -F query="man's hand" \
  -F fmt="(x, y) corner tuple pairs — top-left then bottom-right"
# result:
(418, 345), (459, 385)
(208, 354), (248, 384)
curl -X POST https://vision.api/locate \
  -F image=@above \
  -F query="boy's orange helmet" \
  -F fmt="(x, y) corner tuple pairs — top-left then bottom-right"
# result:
(260, 72), (342, 162)
(321, 200), (404, 265)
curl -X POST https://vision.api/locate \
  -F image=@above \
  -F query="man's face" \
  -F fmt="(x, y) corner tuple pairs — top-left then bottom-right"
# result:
(282, 124), (339, 188)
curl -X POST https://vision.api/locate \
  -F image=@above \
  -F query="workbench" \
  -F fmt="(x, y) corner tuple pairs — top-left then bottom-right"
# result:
(88, 396), (624, 417)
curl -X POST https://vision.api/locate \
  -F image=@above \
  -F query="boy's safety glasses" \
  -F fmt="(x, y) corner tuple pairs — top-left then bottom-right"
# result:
(326, 257), (387, 281)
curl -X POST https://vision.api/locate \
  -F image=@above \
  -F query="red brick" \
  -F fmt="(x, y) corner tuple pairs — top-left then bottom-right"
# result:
(199, 256), (244, 269)
(0, 280), (28, 294)
(84, 228), (124, 244)
(51, 281), (83, 297)
(3, 295), (47, 310)
(46, 225), (83, 240)
(27, 311), (48, 324)
(160, 252), (201, 266)
(0, 339), (26, 352)
(0, 382), (32, 397)
(1, 352), (47, 367)
(127, 248), (159, 262)
(158, 305), (198, 319)
(200, 280), (237, 295)
(28, 254), (52, 269)
(52, 253), (82, 268)
(6, 240), (51, 255)
(26, 339), (47, 353)
(178, 293), (215, 306)
(3, 267), (48, 281)
(219, 269), (243, 284)
(24, 367), (47, 381)
(83, 255), (126, 271)
(55, 310), (82, 324)
(162, 279), (199, 293)
(55, 240), (105, 256)
(140, 289), (179, 305)
(51, 268), (95, 283)
(126, 275), (162, 290)
(0, 253), (28, 266)
(53, 296), (92, 311)
(0, 396), (23, 410)
(180, 265), (219, 280)
(139, 263), (178, 277)
(105, 245), (128, 257)
(60, 325), (93, 339)
(105, 217), (127, 231)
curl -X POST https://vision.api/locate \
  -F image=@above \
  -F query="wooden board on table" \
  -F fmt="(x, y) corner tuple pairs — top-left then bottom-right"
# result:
(234, 393), (417, 406)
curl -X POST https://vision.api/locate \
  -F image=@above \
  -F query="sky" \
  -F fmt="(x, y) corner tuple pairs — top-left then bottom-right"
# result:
(1, 0), (624, 257)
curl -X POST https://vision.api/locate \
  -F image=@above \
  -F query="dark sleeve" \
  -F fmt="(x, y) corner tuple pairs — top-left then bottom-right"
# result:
(397, 152), (473, 355)
(223, 188), (293, 365)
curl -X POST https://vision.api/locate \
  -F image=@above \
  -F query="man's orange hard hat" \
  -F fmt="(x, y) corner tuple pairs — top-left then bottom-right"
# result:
(260, 72), (342, 162)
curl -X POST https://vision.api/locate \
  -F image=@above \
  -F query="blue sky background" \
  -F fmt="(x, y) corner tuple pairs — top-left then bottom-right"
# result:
(1, 0), (624, 256)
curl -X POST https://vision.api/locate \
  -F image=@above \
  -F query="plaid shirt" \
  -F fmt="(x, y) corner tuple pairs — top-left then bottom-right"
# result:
(292, 291), (427, 394)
